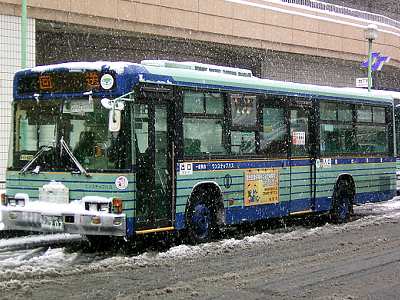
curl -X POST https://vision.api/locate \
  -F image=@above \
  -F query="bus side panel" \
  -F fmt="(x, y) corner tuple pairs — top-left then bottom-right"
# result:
(351, 160), (396, 204)
(175, 157), (396, 230)
(289, 163), (313, 213)
(174, 160), (291, 229)
(314, 158), (396, 211)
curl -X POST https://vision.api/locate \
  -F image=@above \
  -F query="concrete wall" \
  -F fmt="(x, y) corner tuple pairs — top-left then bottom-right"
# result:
(1, 0), (400, 66)
(36, 20), (399, 90)
(0, 14), (35, 187)
(321, 0), (400, 21)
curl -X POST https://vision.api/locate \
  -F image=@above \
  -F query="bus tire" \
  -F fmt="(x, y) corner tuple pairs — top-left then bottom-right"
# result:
(330, 180), (352, 224)
(186, 191), (219, 244)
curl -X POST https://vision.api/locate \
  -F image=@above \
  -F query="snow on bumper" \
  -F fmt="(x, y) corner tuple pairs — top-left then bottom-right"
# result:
(0, 202), (126, 236)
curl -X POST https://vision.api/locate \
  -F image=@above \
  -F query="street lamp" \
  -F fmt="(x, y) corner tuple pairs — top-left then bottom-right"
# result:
(364, 24), (378, 92)
(21, 0), (27, 68)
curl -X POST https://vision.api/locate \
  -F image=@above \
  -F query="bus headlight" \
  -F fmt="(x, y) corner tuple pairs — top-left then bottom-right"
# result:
(100, 203), (110, 213)
(16, 199), (25, 207)
(88, 203), (98, 212)
(14, 193), (29, 207)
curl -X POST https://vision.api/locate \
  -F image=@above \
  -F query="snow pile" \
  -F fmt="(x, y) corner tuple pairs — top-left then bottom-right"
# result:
(0, 197), (400, 291)
(0, 233), (81, 251)
(0, 247), (77, 271)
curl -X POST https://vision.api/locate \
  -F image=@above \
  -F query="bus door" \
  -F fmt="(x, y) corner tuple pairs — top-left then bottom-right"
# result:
(134, 100), (175, 231)
(289, 101), (316, 214)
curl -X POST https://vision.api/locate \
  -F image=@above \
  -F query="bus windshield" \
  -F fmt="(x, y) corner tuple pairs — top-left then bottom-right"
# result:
(12, 98), (130, 172)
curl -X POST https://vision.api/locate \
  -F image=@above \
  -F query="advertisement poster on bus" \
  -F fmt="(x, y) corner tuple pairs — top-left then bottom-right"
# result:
(244, 169), (279, 206)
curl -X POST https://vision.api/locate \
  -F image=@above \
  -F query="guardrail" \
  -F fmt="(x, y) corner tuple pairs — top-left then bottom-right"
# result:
(280, 0), (400, 29)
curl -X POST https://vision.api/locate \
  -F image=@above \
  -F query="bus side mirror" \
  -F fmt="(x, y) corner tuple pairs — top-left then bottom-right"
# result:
(109, 110), (121, 132)
(102, 98), (125, 132)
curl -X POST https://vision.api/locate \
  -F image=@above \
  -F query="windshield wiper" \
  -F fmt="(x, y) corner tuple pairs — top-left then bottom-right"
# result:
(60, 136), (91, 177)
(19, 146), (53, 175)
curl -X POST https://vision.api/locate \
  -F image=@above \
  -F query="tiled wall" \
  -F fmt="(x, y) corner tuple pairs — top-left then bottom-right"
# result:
(0, 14), (35, 188)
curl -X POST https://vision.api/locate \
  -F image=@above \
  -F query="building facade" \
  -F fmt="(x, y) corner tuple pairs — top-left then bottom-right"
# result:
(0, 13), (34, 185)
(0, 0), (399, 186)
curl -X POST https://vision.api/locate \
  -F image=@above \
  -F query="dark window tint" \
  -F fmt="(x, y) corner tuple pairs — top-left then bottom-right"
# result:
(230, 94), (257, 127)
(260, 106), (287, 157)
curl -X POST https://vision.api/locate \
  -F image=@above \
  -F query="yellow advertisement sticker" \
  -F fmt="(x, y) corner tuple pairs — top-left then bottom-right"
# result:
(244, 169), (279, 206)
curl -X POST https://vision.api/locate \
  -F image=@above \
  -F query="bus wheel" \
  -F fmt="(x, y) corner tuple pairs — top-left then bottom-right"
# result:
(331, 181), (352, 224)
(186, 194), (218, 244)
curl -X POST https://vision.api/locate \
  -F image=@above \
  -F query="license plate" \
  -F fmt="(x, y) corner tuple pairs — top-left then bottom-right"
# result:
(41, 215), (64, 231)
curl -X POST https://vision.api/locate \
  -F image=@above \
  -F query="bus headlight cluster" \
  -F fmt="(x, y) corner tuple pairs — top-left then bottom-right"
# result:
(88, 203), (98, 212)
(99, 203), (110, 212)
(8, 198), (16, 207)
(7, 198), (25, 207)
(16, 199), (25, 207)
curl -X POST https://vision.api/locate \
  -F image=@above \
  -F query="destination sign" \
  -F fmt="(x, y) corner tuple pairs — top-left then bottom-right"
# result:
(17, 71), (114, 94)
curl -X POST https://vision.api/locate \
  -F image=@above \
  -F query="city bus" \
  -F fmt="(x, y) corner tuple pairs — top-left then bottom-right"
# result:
(389, 91), (400, 193)
(0, 60), (396, 244)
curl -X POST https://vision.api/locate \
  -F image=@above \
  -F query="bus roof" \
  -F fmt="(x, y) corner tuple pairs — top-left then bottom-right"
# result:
(14, 61), (393, 104)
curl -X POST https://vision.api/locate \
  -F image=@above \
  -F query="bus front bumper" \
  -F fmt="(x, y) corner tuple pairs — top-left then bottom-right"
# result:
(0, 205), (126, 236)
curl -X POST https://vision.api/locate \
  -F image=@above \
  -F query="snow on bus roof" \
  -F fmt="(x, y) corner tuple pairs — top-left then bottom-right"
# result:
(19, 61), (393, 103)
(342, 87), (399, 99)
(142, 63), (392, 102)
(27, 61), (137, 74)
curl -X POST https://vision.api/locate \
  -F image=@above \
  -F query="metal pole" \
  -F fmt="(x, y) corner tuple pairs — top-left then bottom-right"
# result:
(21, 0), (27, 68)
(367, 38), (372, 92)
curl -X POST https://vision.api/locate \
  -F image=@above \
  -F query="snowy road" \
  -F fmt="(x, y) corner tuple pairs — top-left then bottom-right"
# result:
(1, 198), (400, 299)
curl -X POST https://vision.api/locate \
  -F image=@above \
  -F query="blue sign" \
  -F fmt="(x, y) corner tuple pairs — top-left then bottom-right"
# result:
(361, 52), (391, 71)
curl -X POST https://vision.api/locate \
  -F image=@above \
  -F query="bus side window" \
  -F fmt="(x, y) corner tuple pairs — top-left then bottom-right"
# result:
(183, 92), (226, 157)
(395, 108), (400, 155)
(290, 109), (309, 157)
(320, 102), (355, 155)
(229, 94), (257, 155)
(260, 106), (287, 157)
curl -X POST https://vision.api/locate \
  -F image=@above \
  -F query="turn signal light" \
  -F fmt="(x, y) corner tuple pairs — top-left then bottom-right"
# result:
(112, 198), (123, 214)
(0, 193), (6, 206)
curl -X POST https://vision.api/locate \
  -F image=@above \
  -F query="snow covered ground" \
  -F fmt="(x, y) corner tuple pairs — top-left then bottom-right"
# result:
(0, 197), (400, 291)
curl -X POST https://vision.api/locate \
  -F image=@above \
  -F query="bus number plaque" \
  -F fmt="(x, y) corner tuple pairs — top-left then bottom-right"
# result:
(39, 75), (53, 90)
